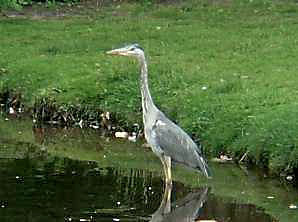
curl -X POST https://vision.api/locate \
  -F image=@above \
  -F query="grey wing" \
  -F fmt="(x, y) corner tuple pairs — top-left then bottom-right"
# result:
(152, 116), (211, 177)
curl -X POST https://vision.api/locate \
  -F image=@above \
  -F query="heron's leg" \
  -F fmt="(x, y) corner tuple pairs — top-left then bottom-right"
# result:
(164, 156), (172, 186)
(163, 178), (172, 214)
(160, 155), (172, 186)
(151, 177), (172, 220)
(159, 155), (172, 215)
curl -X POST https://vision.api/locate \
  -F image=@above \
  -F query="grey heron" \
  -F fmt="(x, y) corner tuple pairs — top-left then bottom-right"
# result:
(106, 44), (211, 185)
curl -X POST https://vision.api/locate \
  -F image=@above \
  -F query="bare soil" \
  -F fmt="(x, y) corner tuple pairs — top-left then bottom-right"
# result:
(1, 0), (112, 19)
(0, 0), (232, 19)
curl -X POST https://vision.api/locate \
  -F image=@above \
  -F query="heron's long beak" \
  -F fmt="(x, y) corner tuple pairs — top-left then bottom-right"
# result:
(106, 48), (128, 56)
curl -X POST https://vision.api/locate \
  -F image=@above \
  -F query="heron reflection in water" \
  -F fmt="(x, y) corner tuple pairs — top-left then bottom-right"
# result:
(150, 183), (209, 222)
(106, 44), (211, 185)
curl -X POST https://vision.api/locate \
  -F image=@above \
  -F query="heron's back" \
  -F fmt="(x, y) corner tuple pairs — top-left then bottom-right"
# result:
(151, 111), (211, 177)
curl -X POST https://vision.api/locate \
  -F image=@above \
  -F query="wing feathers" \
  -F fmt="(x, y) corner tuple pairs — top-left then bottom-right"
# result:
(152, 116), (211, 177)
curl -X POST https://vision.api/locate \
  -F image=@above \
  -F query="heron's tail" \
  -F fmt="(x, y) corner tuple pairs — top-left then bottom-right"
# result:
(197, 156), (212, 179)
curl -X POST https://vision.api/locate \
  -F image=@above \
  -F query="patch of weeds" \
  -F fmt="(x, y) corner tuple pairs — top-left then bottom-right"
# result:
(33, 97), (102, 126)
(0, 67), (8, 76)
(18, 0), (32, 6)
(213, 79), (243, 94)
(31, 96), (137, 132)
(44, 46), (62, 56)
(0, 89), (24, 113)
(0, 0), (22, 9)
(137, 0), (154, 8)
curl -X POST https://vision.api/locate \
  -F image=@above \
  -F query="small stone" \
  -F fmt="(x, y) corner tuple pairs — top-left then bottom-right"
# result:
(220, 155), (232, 161)
(286, 175), (293, 181)
(267, 196), (274, 199)
(115, 132), (128, 138)
(289, 204), (297, 209)
(128, 133), (137, 142)
(89, 125), (99, 129)
(9, 107), (15, 114)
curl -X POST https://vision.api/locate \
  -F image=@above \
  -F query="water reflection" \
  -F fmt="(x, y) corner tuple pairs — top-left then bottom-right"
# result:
(0, 119), (288, 222)
(0, 154), (276, 222)
(151, 183), (209, 222)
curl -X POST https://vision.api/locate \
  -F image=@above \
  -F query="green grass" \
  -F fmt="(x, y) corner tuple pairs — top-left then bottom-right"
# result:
(1, 0), (298, 175)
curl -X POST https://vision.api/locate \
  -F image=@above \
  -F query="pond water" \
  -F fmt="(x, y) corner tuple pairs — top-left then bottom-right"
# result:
(0, 116), (297, 222)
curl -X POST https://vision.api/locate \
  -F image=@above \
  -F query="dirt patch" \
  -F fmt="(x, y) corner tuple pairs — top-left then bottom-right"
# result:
(1, 0), (108, 19)
(0, 0), (236, 19)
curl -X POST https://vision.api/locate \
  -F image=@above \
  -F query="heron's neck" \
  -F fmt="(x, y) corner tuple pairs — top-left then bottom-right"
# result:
(139, 56), (155, 116)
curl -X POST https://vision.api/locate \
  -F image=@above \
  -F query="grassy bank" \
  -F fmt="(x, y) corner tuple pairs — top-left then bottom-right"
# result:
(1, 0), (298, 176)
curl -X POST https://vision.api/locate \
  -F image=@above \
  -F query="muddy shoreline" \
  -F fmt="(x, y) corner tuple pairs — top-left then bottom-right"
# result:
(0, 90), (138, 135)
(1, 90), (297, 186)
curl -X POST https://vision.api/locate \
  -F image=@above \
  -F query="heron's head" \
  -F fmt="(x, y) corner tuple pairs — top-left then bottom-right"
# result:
(106, 44), (144, 59)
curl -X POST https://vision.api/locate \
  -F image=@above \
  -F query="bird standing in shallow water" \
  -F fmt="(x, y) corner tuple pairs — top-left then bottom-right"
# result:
(106, 44), (211, 185)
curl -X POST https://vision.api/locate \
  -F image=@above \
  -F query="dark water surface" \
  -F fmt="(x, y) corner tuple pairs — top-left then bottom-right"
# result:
(0, 157), (276, 222)
(0, 116), (297, 222)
